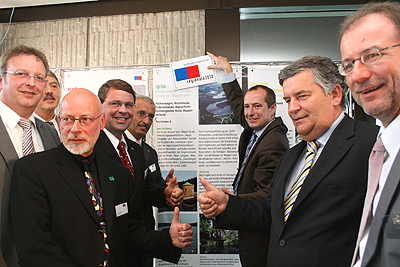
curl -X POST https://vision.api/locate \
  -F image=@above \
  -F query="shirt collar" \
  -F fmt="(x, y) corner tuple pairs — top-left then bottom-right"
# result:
(379, 114), (400, 158)
(316, 112), (345, 147)
(0, 100), (37, 130)
(254, 118), (275, 138)
(103, 128), (128, 149)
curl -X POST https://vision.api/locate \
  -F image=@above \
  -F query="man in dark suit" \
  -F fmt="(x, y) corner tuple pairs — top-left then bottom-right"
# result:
(198, 55), (379, 267)
(340, 2), (400, 266)
(0, 45), (60, 267)
(207, 52), (289, 267)
(10, 88), (192, 267)
(125, 95), (183, 229)
(96, 80), (184, 266)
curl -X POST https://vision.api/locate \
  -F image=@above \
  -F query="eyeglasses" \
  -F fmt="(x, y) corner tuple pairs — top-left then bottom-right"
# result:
(339, 43), (400, 76)
(4, 70), (47, 84)
(104, 101), (134, 109)
(59, 113), (103, 127)
(136, 111), (155, 120)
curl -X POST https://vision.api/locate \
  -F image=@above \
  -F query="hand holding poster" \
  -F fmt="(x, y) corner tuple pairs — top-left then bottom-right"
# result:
(171, 56), (217, 90)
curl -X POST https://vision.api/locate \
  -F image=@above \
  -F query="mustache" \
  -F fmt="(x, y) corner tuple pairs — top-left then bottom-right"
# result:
(43, 94), (56, 101)
(138, 123), (150, 130)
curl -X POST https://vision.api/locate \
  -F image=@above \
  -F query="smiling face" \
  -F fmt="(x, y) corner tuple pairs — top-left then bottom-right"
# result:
(0, 54), (46, 118)
(283, 70), (342, 141)
(244, 87), (276, 131)
(102, 88), (134, 140)
(128, 98), (155, 140)
(60, 89), (105, 157)
(35, 75), (60, 115)
(341, 13), (400, 127)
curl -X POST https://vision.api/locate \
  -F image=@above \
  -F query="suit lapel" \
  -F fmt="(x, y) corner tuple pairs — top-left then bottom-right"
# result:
(0, 117), (18, 165)
(96, 153), (116, 234)
(55, 146), (100, 225)
(272, 142), (306, 234)
(290, 116), (355, 217)
(362, 148), (400, 266)
(143, 142), (152, 166)
(35, 118), (59, 150)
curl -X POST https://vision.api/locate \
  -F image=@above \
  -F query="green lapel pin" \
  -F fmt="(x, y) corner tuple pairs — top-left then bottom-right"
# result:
(109, 176), (114, 181)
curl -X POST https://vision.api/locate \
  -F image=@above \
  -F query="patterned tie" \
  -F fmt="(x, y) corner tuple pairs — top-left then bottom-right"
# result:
(284, 140), (320, 222)
(117, 141), (135, 180)
(82, 159), (109, 267)
(351, 136), (385, 265)
(18, 118), (35, 156)
(234, 132), (258, 194)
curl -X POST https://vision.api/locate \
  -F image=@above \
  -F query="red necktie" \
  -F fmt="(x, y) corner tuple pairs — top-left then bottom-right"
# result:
(117, 141), (135, 181)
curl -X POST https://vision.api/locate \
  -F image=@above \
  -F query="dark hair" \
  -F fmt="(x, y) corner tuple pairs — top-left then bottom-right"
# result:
(278, 55), (348, 109)
(0, 44), (49, 77)
(340, 2), (400, 39)
(247, 85), (276, 108)
(47, 70), (60, 86)
(98, 79), (136, 103)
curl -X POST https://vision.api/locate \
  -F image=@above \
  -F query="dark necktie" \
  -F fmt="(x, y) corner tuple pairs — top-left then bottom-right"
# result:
(234, 132), (258, 194)
(117, 141), (135, 180)
(82, 159), (109, 267)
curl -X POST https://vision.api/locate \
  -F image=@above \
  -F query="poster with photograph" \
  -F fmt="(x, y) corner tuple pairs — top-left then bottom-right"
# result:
(153, 67), (242, 266)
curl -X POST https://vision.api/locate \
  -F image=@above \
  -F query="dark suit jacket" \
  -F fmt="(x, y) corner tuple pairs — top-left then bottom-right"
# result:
(360, 146), (400, 267)
(10, 144), (179, 267)
(96, 131), (180, 264)
(141, 141), (168, 229)
(223, 80), (289, 267)
(219, 115), (379, 267)
(0, 117), (59, 267)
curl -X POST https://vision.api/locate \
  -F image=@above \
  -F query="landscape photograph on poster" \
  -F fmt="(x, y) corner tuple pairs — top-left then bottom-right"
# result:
(198, 83), (239, 125)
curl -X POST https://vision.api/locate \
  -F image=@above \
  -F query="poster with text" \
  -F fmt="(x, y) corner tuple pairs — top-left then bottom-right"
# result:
(153, 67), (242, 267)
(62, 68), (148, 97)
(247, 65), (296, 146)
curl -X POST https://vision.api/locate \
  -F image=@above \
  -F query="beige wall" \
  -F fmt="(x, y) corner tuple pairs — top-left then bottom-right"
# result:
(0, 10), (205, 68)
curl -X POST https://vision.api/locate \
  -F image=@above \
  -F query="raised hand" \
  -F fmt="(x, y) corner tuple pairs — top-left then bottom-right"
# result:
(197, 177), (229, 218)
(169, 207), (193, 248)
(165, 168), (184, 207)
(207, 52), (233, 74)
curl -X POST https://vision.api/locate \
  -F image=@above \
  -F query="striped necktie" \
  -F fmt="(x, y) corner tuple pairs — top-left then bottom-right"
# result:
(284, 140), (320, 221)
(117, 141), (135, 181)
(233, 132), (258, 194)
(18, 118), (35, 156)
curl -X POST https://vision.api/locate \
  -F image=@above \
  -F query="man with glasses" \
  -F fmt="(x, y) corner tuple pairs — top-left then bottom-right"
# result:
(34, 70), (62, 136)
(125, 96), (184, 263)
(340, 2), (400, 266)
(96, 80), (184, 266)
(0, 44), (60, 267)
(10, 88), (192, 267)
(197, 55), (379, 267)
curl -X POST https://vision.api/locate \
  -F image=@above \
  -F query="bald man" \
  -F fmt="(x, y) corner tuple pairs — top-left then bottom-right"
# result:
(10, 89), (192, 267)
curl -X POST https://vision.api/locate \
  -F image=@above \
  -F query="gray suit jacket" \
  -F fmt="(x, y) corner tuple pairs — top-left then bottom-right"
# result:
(361, 148), (400, 267)
(0, 117), (59, 267)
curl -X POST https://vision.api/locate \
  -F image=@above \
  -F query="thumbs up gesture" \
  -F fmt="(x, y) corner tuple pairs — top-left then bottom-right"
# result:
(197, 177), (229, 218)
(169, 207), (193, 248)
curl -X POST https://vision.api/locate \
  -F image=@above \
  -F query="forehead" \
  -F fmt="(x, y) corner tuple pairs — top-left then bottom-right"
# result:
(283, 70), (318, 96)
(244, 88), (267, 103)
(341, 13), (400, 59)
(135, 99), (155, 112)
(60, 94), (98, 116)
(104, 88), (134, 101)
(47, 76), (59, 86)
(7, 54), (45, 74)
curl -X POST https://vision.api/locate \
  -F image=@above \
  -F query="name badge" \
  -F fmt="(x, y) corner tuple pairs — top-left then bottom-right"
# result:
(115, 202), (128, 217)
(149, 163), (156, 173)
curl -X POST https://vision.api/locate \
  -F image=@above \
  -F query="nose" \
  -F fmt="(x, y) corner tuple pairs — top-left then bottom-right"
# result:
(246, 106), (255, 116)
(25, 75), (36, 87)
(349, 60), (372, 85)
(288, 99), (300, 115)
(70, 119), (82, 133)
(118, 104), (128, 113)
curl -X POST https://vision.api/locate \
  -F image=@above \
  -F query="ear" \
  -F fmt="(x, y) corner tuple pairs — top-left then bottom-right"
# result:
(270, 103), (277, 118)
(99, 113), (106, 130)
(331, 84), (343, 107)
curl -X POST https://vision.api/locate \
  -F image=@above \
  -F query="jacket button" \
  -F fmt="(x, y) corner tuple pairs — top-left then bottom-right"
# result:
(279, 239), (285, 246)
(97, 230), (103, 236)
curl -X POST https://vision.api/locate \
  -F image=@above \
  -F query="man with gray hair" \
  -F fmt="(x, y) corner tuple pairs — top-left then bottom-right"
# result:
(340, 2), (400, 266)
(197, 55), (379, 267)
(0, 44), (60, 267)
